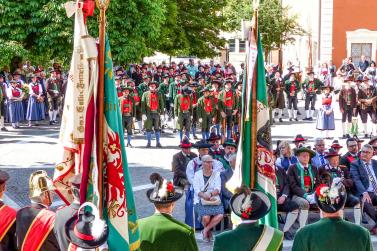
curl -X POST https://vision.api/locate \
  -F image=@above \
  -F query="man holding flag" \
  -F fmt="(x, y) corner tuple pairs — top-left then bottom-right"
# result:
(227, 0), (279, 239)
(53, 1), (140, 251)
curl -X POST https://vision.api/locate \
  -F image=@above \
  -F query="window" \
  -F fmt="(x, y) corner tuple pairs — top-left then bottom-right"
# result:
(351, 43), (372, 66)
(228, 39), (236, 53)
(239, 40), (246, 53)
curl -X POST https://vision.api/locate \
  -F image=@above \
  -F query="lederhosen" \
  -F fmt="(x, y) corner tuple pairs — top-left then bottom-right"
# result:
(122, 96), (134, 134)
(199, 96), (213, 132)
(342, 89), (354, 123)
(0, 202), (17, 251)
(178, 95), (191, 132)
(223, 90), (234, 130)
(132, 88), (142, 121)
(46, 78), (61, 111)
(305, 81), (317, 110)
(286, 81), (298, 110)
(273, 79), (285, 109)
(148, 92), (160, 132)
(16, 204), (58, 251)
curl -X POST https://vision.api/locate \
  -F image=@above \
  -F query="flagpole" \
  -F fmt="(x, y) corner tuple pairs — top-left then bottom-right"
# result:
(250, 0), (259, 189)
(96, 0), (110, 218)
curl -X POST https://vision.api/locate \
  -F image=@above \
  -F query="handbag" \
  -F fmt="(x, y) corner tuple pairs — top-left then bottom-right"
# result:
(200, 172), (221, 206)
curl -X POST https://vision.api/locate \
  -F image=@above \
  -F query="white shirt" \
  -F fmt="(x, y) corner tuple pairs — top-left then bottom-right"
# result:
(193, 169), (221, 204)
(186, 157), (224, 186)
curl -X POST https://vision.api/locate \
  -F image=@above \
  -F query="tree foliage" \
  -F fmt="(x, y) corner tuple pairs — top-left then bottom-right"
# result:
(223, 0), (305, 54)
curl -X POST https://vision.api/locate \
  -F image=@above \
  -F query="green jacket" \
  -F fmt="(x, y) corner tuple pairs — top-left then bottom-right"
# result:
(138, 82), (149, 97)
(158, 82), (169, 102)
(302, 78), (323, 94)
(174, 94), (192, 117)
(196, 96), (215, 118)
(218, 89), (239, 112)
(284, 80), (300, 97)
(292, 217), (372, 251)
(138, 213), (198, 251)
(141, 91), (164, 115)
(168, 81), (182, 102)
(214, 223), (282, 251)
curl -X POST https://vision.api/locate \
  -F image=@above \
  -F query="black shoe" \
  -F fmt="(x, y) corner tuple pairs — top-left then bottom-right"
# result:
(0, 127), (8, 131)
(342, 134), (347, 139)
(161, 130), (165, 133)
(146, 143), (151, 148)
(289, 118), (293, 122)
(303, 117), (309, 121)
(156, 143), (162, 148)
(49, 121), (53, 125)
(173, 129), (177, 133)
(274, 112), (278, 116)
(365, 134), (369, 139)
(279, 118), (283, 122)
(53, 120), (57, 124)
(294, 118), (298, 122)
(297, 111), (301, 115)
(308, 117), (313, 121)
(127, 143), (133, 148)
(194, 135), (198, 140)
(16, 126), (20, 129)
(346, 134), (351, 138)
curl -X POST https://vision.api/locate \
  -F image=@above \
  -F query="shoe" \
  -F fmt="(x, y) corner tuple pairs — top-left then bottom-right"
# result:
(302, 117), (309, 121)
(126, 143), (133, 148)
(194, 135), (198, 140)
(0, 127), (8, 131)
(274, 112), (278, 116)
(279, 118), (283, 122)
(297, 111), (301, 115)
(342, 134), (347, 139)
(156, 143), (162, 148)
(161, 130), (165, 133)
(34, 123), (39, 126)
(308, 117), (313, 121)
(289, 118), (293, 122)
(294, 118), (298, 122)
(173, 129), (177, 133)
(346, 134), (351, 138)
(49, 121), (54, 125)
(53, 120), (57, 124)
(16, 126), (20, 129)
(365, 134), (369, 139)
(146, 143), (151, 148)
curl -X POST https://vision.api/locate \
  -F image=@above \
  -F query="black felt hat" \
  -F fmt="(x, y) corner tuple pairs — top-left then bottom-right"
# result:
(230, 185), (271, 220)
(315, 178), (347, 213)
(207, 132), (221, 142)
(324, 148), (341, 159)
(294, 146), (316, 158)
(223, 139), (237, 148)
(193, 140), (213, 149)
(65, 202), (109, 249)
(146, 173), (183, 204)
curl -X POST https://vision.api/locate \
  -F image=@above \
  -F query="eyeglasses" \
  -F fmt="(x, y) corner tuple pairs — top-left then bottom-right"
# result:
(361, 151), (373, 154)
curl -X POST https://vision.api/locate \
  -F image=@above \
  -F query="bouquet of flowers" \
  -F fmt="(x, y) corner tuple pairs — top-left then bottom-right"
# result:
(21, 84), (29, 100)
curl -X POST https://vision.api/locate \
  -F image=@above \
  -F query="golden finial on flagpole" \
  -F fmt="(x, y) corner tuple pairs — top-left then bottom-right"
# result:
(95, 0), (110, 10)
(253, 0), (259, 11)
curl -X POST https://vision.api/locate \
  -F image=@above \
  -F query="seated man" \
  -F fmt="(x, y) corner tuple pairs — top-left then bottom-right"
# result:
(276, 166), (300, 240)
(288, 147), (319, 229)
(340, 138), (359, 170)
(213, 185), (283, 251)
(139, 173), (198, 251)
(350, 144), (377, 234)
(318, 149), (361, 224)
(311, 137), (328, 168)
(292, 178), (372, 251)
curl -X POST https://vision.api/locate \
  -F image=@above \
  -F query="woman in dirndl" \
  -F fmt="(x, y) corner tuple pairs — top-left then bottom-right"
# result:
(26, 74), (45, 126)
(193, 154), (224, 242)
(316, 86), (335, 139)
(6, 80), (24, 128)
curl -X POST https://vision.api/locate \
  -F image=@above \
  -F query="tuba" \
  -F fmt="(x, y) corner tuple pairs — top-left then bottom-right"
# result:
(29, 170), (54, 199)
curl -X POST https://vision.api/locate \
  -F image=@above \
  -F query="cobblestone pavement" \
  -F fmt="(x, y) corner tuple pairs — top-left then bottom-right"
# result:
(1, 99), (377, 250)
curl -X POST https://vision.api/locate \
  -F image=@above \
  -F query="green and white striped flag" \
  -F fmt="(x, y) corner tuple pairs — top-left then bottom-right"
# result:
(227, 18), (278, 228)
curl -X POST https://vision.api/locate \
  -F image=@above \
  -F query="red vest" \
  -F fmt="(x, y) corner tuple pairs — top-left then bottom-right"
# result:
(150, 92), (158, 111)
(122, 97), (133, 114)
(322, 96), (332, 105)
(31, 84), (39, 94)
(192, 93), (198, 105)
(116, 87), (122, 97)
(180, 96), (190, 111)
(308, 81), (314, 92)
(290, 83), (296, 94)
(224, 91), (233, 108)
(204, 97), (213, 113)
(133, 89), (140, 103)
(0, 205), (16, 242)
(213, 90), (219, 104)
(12, 88), (21, 98)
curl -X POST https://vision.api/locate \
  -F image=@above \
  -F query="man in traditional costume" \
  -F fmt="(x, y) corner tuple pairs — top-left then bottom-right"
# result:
(121, 87), (136, 147)
(0, 74), (8, 131)
(196, 86), (215, 140)
(174, 86), (193, 141)
(139, 173), (198, 251)
(141, 81), (164, 148)
(292, 178), (372, 251)
(339, 138), (359, 170)
(213, 186), (283, 251)
(46, 69), (62, 125)
(218, 78), (239, 140)
(302, 71), (322, 121)
(339, 76), (357, 138)
(358, 80), (377, 138)
(16, 170), (59, 251)
(0, 170), (17, 251)
(271, 71), (285, 123)
(285, 74), (300, 121)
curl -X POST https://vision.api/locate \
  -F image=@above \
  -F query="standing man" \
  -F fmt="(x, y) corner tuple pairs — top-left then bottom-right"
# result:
(271, 71), (285, 123)
(190, 82), (200, 140)
(141, 81), (164, 148)
(169, 74), (182, 133)
(339, 77), (357, 138)
(174, 86), (193, 141)
(285, 74), (300, 121)
(0, 170), (17, 251)
(358, 55), (370, 74)
(358, 82), (377, 138)
(350, 144), (377, 234)
(139, 173), (198, 251)
(121, 87), (135, 147)
(302, 71), (322, 121)
(0, 74), (8, 131)
(292, 179), (372, 251)
(172, 137), (197, 188)
(53, 174), (81, 251)
(213, 186), (283, 251)
(197, 87), (215, 140)
(287, 147), (318, 229)
(218, 79), (239, 140)
(46, 69), (62, 125)
(16, 171), (59, 251)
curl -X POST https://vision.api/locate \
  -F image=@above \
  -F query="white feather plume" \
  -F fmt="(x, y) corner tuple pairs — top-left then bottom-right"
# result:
(91, 217), (106, 240)
(158, 179), (168, 199)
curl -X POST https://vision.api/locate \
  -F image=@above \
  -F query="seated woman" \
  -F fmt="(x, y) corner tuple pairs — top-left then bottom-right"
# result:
(275, 141), (297, 172)
(193, 154), (224, 242)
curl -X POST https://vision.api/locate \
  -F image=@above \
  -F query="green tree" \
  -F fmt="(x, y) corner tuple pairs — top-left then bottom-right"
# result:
(154, 0), (227, 58)
(223, 0), (305, 55)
